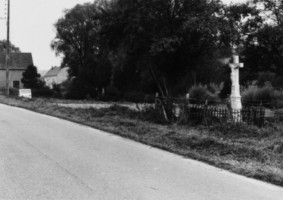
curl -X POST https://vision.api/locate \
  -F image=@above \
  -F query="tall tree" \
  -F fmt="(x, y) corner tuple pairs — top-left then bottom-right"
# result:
(51, 2), (111, 98)
(242, 25), (283, 85)
(100, 0), (226, 96)
(52, 0), (263, 99)
(241, 0), (283, 85)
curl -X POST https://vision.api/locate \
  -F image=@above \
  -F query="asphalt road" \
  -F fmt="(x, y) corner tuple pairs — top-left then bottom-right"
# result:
(0, 103), (282, 200)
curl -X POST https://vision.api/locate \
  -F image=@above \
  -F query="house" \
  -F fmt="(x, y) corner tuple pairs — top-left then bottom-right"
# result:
(43, 67), (68, 88)
(0, 53), (33, 89)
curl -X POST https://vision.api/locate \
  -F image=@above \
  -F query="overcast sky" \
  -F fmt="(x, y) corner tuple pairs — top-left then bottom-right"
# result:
(0, 0), (246, 71)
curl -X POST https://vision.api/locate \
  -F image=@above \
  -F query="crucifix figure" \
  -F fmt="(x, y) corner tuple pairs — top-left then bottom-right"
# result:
(229, 49), (244, 112)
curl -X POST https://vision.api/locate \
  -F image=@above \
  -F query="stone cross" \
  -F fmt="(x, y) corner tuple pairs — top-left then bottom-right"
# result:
(229, 52), (244, 111)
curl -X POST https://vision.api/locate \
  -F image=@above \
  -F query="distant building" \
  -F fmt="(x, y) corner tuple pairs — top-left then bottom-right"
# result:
(43, 67), (68, 88)
(38, 70), (47, 78)
(0, 53), (33, 89)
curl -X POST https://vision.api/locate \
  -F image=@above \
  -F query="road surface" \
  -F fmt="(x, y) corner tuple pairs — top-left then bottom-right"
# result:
(0, 103), (282, 200)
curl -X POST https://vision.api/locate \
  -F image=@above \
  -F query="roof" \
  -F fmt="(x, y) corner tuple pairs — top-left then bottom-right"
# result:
(38, 70), (48, 77)
(0, 53), (33, 70)
(44, 67), (63, 77)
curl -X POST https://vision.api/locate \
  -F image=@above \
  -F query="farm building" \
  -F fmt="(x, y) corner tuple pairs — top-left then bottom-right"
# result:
(0, 53), (33, 89)
(43, 67), (68, 88)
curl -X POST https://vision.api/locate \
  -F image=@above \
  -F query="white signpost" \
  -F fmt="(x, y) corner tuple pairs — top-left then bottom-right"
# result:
(19, 89), (32, 99)
(229, 50), (244, 121)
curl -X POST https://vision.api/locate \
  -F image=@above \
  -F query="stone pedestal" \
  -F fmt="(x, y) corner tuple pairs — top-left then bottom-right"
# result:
(230, 96), (242, 110)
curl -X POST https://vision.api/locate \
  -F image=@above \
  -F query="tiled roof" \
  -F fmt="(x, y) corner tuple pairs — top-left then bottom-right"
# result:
(44, 67), (62, 77)
(0, 53), (33, 70)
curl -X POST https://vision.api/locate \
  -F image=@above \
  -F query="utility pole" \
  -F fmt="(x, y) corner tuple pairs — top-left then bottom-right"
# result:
(5, 0), (10, 95)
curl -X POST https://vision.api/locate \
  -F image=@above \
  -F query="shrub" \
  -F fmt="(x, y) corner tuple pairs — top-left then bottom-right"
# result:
(274, 90), (283, 108)
(257, 72), (283, 88)
(64, 79), (87, 99)
(9, 88), (19, 96)
(32, 87), (54, 98)
(189, 84), (220, 104)
(104, 87), (122, 101)
(242, 84), (275, 107)
(123, 91), (145, 103)
(207, 83), (222, 94)
(21, 65), (43, 89)
(189, 85), (207, 103)
(144, 94), (155, 103)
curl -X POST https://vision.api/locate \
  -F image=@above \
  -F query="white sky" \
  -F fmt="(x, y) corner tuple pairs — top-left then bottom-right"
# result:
(0, 0), (246, 71)
(223, 0), (247, 4)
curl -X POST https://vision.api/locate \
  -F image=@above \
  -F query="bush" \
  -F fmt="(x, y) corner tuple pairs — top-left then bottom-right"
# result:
(32, 87), (54, 98)
(242, 84), (275, 107)
(123, 91), (145, 103)
(257, 72), (283, 88)
(189, 85), (207, 102)
(274, 90), (283, 99)
(21, 65), (43, 89)
(144, 94), (155, 103)
(9, 88), (19, 96)
(207, 83), (222, 94)
(189, 84), (220, 104)
(64, 79), (87, 99)
(104, 87), (122, 101)
(0, 88), (21, 97)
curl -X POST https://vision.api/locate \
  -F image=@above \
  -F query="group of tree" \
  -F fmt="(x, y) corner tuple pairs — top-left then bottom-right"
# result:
(0, 40), (20, 53)
(51, 0), (283, 100)
(242, 0), (283, 88)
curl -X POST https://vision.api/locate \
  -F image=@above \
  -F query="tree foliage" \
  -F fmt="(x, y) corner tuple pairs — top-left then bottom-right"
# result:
(100, 0), (226, 96)
(240, 0), (283, 87)
(21, 65), (43, 89)
(218, 2), (262, 47)
(51, 2), (111, 98)
(52, 0), (272, 99)
(253, 0), (283, 25)
(0, 40), (20, 53)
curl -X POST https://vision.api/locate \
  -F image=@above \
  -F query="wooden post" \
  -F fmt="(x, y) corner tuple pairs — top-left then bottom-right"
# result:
(5, 0), (10, 96)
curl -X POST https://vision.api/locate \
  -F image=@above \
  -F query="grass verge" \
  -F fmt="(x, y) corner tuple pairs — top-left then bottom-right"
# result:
(0, 95), (282, 187)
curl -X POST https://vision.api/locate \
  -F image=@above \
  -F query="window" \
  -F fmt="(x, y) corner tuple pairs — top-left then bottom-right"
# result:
(13, 81), (20, 89)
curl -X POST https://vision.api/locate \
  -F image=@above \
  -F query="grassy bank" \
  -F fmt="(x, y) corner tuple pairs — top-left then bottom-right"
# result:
(0, 95), (282, 187)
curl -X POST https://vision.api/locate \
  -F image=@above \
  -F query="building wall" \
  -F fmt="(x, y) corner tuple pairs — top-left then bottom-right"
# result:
(44, 68), (68, 88)
(57, 68), (68, 83)
(44, 76), (56, 88)
(0, 70), (25, 89)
